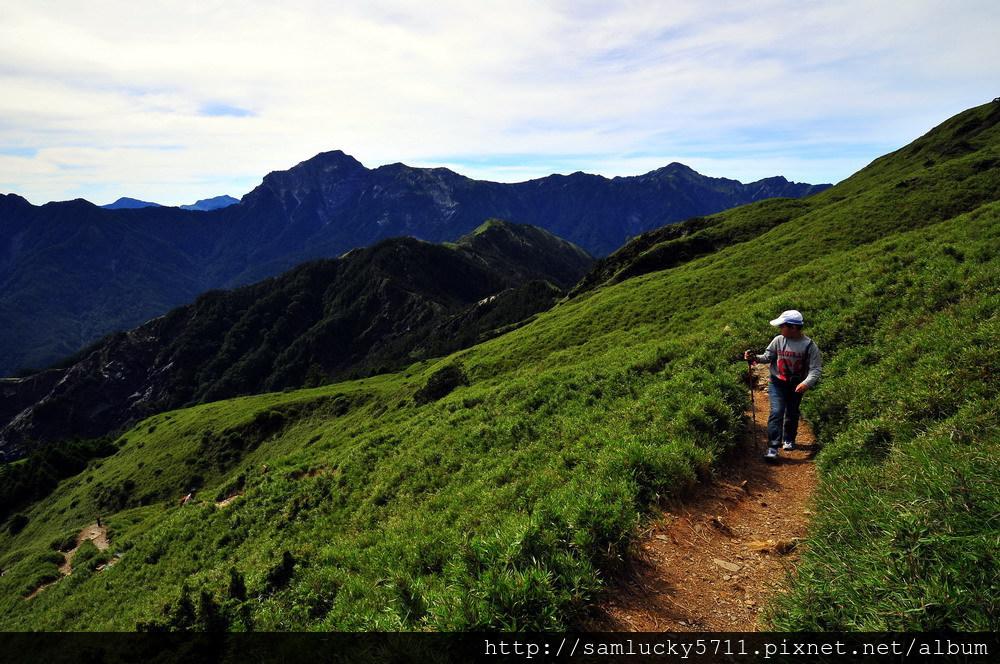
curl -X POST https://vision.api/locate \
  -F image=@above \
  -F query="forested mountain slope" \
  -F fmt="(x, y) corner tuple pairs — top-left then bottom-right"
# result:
(0, 220), (592, 462)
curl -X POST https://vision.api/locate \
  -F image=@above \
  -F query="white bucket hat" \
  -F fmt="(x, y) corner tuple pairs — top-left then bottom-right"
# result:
(770, 309), (804, 326)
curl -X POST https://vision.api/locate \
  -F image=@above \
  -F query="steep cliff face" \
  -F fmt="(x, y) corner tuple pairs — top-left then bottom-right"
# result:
(0, 321), (179, 462)
(0, 221), (593, 462)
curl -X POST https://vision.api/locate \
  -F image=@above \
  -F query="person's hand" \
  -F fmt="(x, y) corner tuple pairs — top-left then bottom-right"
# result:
(795, 383), (810, 393)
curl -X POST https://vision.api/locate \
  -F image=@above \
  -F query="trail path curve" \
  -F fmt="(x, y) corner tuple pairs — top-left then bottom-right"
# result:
(584, 365), (819, 631)
(25, 523), (109, 600)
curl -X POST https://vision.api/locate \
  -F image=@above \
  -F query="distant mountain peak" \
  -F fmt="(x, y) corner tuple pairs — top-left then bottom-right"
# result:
(179, 195), (239, 211)
(466, 218), (515, 235)
(299, 150), (367, 172)
(663, 162), (696, 173)
(101, 195), (239, 211)
(102, 197), (164, 210)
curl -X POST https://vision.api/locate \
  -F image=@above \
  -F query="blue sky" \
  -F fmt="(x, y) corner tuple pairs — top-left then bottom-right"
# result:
(1, 0), (998, 206)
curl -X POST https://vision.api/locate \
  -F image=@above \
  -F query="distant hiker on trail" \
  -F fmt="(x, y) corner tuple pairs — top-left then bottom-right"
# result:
(179, 492), (194, 507)
(745, 310), (822, 461)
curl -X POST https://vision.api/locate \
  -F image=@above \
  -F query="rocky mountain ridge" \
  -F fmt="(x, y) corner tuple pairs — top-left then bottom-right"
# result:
(0, 220), (593, 462)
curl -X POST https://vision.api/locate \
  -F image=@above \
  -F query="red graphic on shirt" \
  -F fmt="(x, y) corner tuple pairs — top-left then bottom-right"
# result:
(776, 349), (806, 382)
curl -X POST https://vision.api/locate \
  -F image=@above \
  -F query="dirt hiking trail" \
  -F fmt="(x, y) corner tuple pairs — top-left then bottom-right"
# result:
(215, 492), (243, 508)
(57, 523), (110, 574)
(25, 523), (109, 600)
(583, 364), (819, 631)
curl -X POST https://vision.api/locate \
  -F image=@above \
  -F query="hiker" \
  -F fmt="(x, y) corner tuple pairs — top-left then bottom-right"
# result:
(745, 310), (822, 461)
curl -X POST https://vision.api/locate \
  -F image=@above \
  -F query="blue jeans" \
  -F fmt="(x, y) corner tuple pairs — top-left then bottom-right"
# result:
(768, 379), (803, 447)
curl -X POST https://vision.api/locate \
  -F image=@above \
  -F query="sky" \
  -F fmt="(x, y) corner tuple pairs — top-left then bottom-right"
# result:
(1, 1), (998, 206)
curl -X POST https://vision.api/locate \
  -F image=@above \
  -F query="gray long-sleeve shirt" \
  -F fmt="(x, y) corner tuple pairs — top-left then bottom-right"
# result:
(756, 334), (823, 388)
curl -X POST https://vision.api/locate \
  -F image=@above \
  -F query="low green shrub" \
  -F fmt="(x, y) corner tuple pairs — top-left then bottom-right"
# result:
(8, 513), (29, 535)
(414, 363), (469, 404)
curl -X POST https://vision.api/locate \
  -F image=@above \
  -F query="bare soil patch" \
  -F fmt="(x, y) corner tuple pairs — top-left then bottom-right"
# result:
(582, 365), (818, 631)
(25, 523), (109, 600)
(215, 492), (243, 508)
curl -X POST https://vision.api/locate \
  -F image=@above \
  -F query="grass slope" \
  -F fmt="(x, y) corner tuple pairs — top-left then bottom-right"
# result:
(1, 101), (998, 631)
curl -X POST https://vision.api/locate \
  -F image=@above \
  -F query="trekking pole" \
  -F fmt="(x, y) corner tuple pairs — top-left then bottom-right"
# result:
(746, 352), (760, 452)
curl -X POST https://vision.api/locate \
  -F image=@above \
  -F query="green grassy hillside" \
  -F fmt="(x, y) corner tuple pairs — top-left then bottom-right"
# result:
(1, 101), (998, 631)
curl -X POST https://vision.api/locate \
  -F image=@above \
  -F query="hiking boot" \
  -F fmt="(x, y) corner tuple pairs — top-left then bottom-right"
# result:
(782, 441), (795, 451)
(765, 447), (779, 461)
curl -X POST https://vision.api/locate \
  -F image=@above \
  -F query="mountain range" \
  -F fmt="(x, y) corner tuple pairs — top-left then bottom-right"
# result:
(0, 155), (828, 376)
(101, 195), (240, 211)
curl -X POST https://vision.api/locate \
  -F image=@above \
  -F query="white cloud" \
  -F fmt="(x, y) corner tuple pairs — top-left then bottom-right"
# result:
(1, 0), (998, 204)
